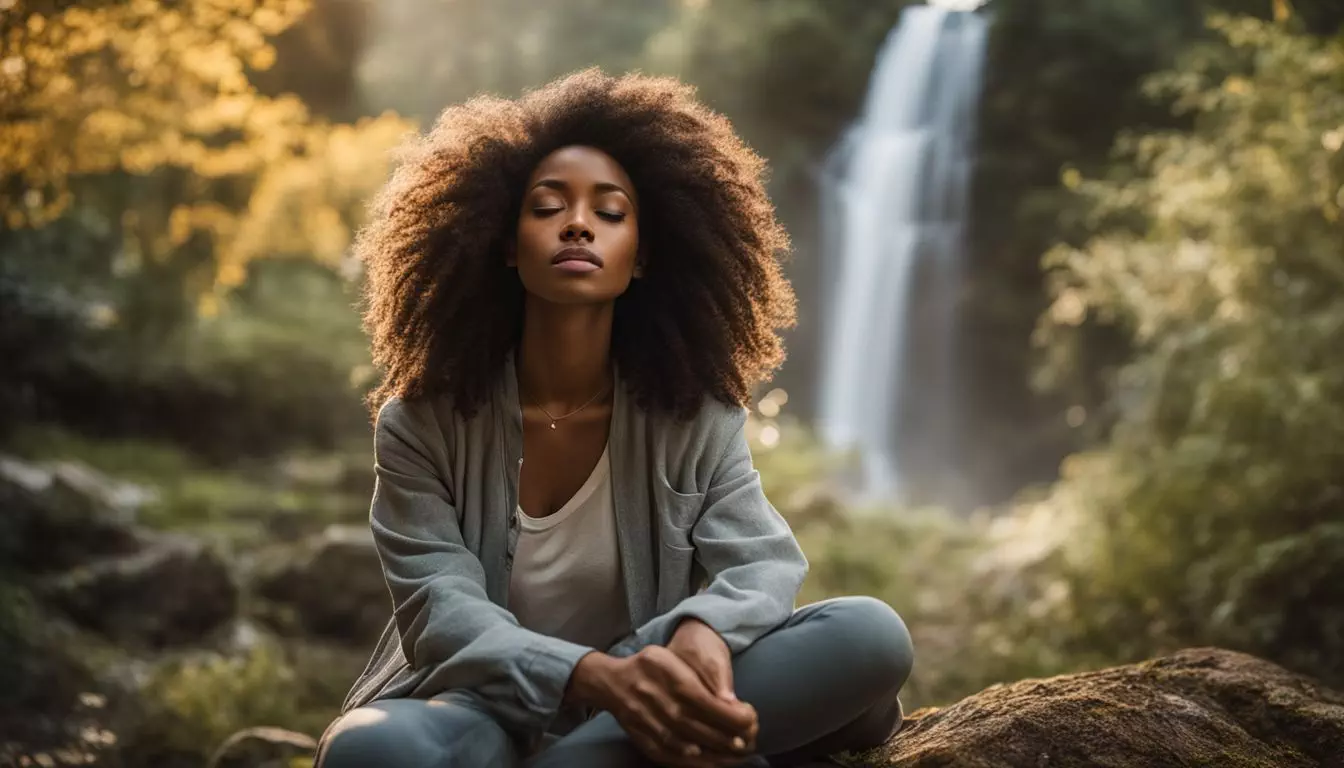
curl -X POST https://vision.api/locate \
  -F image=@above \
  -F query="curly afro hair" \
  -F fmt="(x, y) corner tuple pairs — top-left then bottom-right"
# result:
(358, 68), (797, 420)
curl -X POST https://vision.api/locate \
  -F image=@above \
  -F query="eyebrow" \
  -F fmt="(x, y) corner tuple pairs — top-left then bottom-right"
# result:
(530, 178), (634, 204)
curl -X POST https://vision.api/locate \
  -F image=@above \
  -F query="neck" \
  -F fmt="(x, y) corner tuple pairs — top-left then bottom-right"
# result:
(516, 299), (614, 409)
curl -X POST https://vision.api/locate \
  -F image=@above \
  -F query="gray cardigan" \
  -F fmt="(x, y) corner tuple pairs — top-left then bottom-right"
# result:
(341, 353), (809, 738)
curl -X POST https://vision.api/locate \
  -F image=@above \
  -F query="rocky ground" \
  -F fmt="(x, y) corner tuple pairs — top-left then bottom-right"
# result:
(3, 454), (1342, 768)
(0, 452), (376, 767)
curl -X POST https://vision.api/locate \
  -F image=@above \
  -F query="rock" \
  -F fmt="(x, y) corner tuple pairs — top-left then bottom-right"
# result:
(43, 533), (238, 648)
(869, 647), (1344, 768)
(206, 726), (316, 768)
(254, 524), (389, 645)
(0, 454), (146, 572)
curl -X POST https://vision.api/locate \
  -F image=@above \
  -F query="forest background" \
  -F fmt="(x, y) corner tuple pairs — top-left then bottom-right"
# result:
(2, 1), (1342, 765)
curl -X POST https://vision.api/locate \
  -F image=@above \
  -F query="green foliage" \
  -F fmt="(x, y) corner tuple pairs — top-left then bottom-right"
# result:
(1212, 523), (1344, 680)
(0, 582), (43, 703)
(117, 636), (365, 766)
(1032, 14), (1344, 683)
(750, 404), (1082, 707)
(766, 9), (1344, 706)
(646, 1), (917, 166)
(130, 642), (310, 763)
(8, 424), (368, 542)
(4, 0), (1343, 754)
(1, 256), (371, 460)
(136, 258), (372, 457)
(357, 0), (676, 121)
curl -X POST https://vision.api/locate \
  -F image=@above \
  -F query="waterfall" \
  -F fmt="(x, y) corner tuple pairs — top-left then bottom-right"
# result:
(816, 5), (988, 501)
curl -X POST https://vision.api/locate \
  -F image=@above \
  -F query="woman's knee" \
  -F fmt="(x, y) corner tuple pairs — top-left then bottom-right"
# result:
(320, 697), (517, 768)
(322, 698), (500, 768)
(320, 704), (423, 768)
(826, 596), (914, 691)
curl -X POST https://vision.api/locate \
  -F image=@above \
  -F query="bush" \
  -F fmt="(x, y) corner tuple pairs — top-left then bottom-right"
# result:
(2, 256), (373, 462)
(120, 639), (348, 767)
(1026, 14), (1344, 685)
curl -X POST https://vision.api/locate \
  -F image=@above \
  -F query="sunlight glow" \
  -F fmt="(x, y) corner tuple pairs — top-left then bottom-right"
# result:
(758, 425), (780, 449)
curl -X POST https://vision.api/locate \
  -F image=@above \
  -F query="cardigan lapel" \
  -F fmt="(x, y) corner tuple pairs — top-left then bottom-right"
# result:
(609, 368), (657, 629)
(500, 352), (657, 629)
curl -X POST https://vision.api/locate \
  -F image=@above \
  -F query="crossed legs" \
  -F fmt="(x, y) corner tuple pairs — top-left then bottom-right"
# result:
(320, 596), (913, 768)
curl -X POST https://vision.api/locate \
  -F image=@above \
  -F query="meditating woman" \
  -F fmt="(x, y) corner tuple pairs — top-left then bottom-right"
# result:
(318, 69), (913, 768)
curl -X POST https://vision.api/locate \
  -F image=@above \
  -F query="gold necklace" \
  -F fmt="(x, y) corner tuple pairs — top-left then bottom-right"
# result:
(526, 379), (611, 429)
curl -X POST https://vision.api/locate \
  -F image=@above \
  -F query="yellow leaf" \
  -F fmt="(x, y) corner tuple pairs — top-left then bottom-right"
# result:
(249, 44), (276, 71)
(197, 291), (220, 317)
(168, 205), (194, 246)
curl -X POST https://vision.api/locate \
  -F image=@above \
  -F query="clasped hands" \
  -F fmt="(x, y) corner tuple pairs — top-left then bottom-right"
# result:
(567, 618), (759, 767)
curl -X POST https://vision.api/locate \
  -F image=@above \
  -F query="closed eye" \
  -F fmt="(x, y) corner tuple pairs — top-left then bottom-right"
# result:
(532, 207), (626, 223)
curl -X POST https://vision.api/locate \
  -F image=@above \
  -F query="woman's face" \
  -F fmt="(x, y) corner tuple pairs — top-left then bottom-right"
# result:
(511, 145), (641, 305)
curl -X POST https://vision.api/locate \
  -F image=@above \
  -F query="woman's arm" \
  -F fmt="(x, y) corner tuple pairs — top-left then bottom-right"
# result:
(612, 405), (809, 655)
(371, 397), (594, 732)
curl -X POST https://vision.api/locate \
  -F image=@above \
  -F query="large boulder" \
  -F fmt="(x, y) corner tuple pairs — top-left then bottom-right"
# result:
(0, 455), (147, 572)
(43, 533), (238, 648)
(253, 524), (389, 645)
(871, 647), (1344, 767)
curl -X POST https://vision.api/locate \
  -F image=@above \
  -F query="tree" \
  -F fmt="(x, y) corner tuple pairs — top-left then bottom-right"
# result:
(0, 0), (411, 326)
(356, 0), (676, 121)
(1034, 13), (1344, 681)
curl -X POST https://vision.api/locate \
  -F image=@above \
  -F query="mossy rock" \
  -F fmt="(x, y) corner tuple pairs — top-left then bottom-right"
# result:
(42, 533), (238, 649)
(252, 525), (388, 646)
(863, 647), (1344, 767)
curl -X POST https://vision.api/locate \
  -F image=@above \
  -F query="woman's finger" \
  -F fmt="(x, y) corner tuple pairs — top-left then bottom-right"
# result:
(631, 694), (705, 760)
(696, 647), (737, 701)
(667, 711), (741, 755)
(656, 654), (755, 736)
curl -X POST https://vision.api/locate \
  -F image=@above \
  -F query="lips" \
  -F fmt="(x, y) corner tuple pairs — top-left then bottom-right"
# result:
(551, 246), (603, 269)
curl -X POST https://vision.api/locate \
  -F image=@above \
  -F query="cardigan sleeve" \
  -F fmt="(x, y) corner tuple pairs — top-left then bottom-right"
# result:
(370, 397), (594, 732)
(612, 405), (809, 654)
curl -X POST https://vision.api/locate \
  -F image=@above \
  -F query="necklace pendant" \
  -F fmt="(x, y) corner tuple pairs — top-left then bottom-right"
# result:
(549, 421), (557, 430)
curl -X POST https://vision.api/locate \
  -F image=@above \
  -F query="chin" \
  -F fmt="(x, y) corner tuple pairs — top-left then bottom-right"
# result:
(531, 282), (627, 306)
(522, 272), (632, 305)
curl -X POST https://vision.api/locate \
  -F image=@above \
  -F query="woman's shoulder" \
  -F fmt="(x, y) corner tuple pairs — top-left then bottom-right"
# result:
(644, 391), (745, 435)
(373, 392), (468, 460)
(691, 395), (749, 439)
(375, 392), (457, 431)
(642, 393), (749, 482)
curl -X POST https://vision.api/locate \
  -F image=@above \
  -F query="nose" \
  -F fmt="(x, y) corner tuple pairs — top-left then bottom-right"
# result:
(560, 217), (594, 243)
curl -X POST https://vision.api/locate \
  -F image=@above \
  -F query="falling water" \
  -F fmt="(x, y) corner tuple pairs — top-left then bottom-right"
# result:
(816, 5), (988, 501)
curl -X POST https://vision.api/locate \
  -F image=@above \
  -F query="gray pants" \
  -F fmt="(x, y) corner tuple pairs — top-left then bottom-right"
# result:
(319, 596), (912, 767)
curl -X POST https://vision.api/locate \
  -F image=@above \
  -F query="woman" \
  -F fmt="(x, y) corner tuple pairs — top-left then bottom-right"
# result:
(319, 69), (913, 768)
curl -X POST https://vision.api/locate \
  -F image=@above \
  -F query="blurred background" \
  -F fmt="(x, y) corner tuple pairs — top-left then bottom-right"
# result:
(2, 0), (1342, 765)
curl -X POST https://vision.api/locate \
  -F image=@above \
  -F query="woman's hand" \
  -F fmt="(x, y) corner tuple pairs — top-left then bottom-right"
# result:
(568, 646), (758, 767)
(667, 618), (738, 703)
(668, 619), (760, 762)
